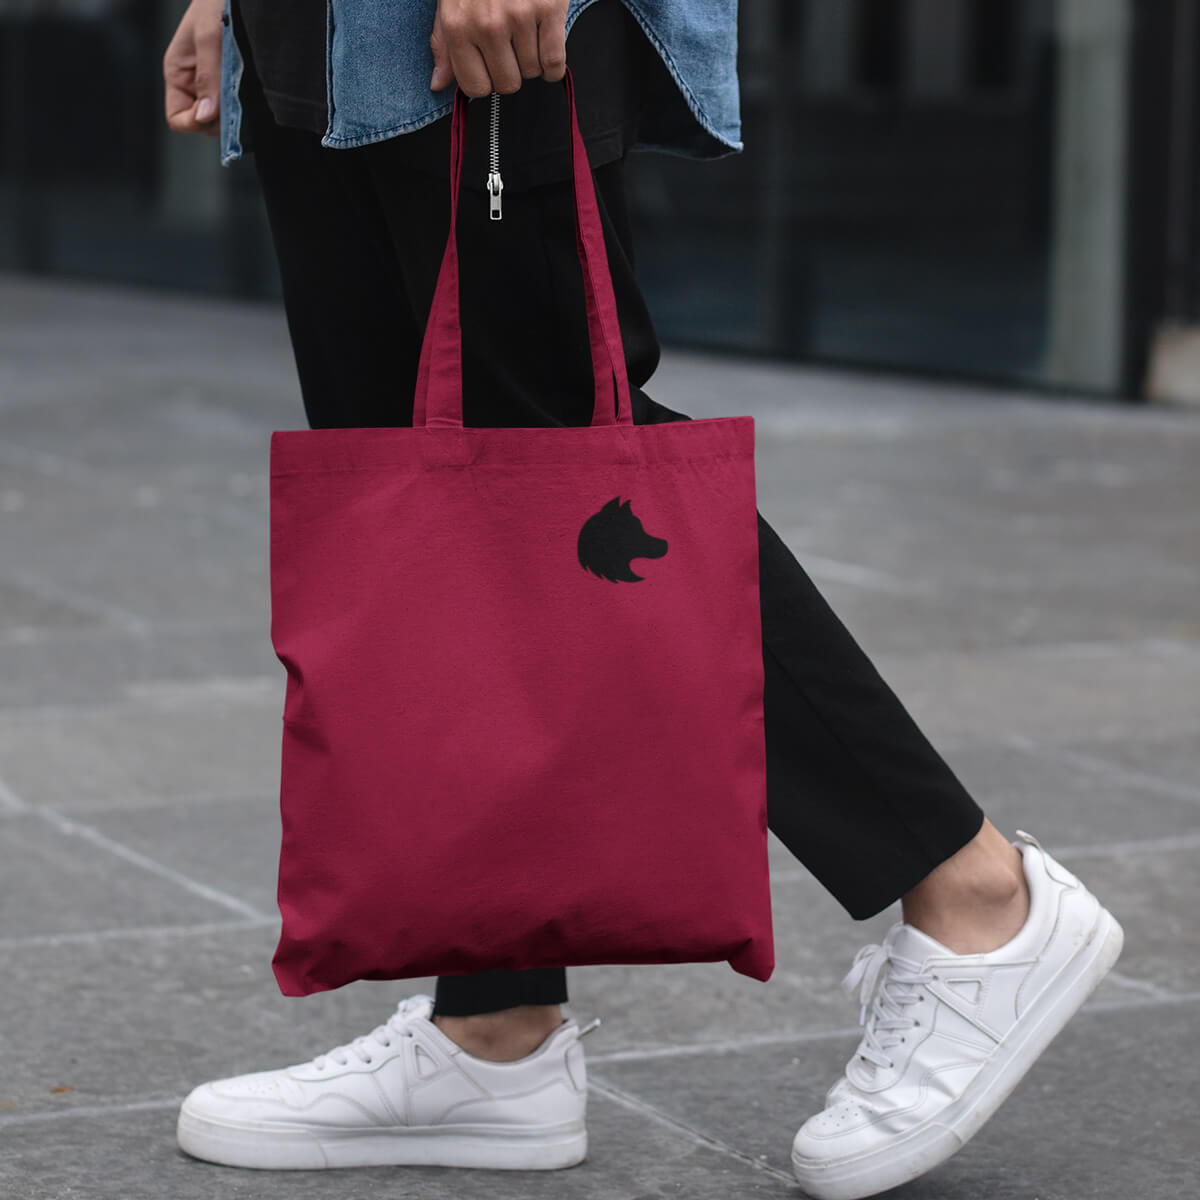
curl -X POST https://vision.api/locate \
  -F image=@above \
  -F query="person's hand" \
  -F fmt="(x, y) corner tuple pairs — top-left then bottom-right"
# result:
(430, 0), (569, 97)
(164, 0), (226, 136)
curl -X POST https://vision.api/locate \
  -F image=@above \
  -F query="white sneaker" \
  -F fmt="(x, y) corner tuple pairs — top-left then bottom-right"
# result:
(791, 831), (1124, 1200)
(177, 995), (590, 1170)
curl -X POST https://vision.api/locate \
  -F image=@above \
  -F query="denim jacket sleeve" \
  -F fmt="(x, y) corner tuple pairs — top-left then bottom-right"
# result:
(220, 0), (741, 167)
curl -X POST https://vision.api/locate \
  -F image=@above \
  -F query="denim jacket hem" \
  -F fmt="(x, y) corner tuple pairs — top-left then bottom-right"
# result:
(220, 0), (740, 167)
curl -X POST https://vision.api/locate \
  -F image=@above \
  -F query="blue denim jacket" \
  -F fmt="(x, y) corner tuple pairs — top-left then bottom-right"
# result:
(220, 0), (741, 166)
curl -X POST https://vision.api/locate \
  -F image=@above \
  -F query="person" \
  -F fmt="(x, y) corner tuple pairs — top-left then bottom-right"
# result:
(162, 2), (1124, 1196)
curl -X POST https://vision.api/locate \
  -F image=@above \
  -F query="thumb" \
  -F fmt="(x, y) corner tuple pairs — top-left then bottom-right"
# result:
(430, 18), (453, 91)
(193, 22), (223, 126)
(192, 63), (220, 134)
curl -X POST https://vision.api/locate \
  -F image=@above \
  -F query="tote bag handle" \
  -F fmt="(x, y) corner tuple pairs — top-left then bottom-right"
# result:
(413, 68), (634, 431)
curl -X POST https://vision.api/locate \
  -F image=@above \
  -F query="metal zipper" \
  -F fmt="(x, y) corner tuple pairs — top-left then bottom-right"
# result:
(487, 91), (503, 220)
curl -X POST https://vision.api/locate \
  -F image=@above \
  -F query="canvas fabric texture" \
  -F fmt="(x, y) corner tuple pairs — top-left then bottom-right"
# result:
(268, 71), (773, 994)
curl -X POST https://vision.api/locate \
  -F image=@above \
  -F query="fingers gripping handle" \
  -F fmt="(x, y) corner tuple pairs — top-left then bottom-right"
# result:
(413, 70), (633, 430)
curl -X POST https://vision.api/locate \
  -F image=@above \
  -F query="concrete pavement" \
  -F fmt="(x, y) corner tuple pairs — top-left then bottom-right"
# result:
(1, 272), (1197, 1199)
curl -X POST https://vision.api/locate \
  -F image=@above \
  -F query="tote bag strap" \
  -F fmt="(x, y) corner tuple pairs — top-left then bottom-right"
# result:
(413, 69), (634, 431)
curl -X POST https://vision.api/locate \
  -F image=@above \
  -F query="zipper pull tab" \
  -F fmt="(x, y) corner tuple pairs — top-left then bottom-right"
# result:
(487, 171), (503, 221)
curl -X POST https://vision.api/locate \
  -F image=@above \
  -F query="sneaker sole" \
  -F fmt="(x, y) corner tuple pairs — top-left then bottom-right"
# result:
(792, 905), (1125, 1200)
(176, 1109), (588, 1171)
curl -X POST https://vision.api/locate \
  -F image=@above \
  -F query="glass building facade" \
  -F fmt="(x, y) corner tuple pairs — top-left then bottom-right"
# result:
(1, 0), (1192, 398)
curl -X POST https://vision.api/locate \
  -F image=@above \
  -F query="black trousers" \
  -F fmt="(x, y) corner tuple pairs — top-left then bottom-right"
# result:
(236, 44), (985, 1019)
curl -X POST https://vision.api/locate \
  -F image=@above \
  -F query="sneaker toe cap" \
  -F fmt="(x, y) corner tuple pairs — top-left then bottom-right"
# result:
(181, 1070), (300, 1123)
(792, 1095), (889, 1168)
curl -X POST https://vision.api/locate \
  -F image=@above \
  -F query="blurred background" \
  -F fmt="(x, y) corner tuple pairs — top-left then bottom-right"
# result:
(2, 0), (1196, 399)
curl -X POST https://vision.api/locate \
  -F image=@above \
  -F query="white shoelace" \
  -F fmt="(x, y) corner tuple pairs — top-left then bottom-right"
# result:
(843, 942), (933, 1071)
(310, 995), (431, 1070)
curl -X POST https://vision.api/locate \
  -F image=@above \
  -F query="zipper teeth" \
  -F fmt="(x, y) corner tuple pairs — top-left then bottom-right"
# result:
(489, 92), (500, 176)
(487, 92), (502, 219)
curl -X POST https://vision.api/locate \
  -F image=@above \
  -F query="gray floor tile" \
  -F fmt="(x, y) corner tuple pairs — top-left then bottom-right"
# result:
(928, 738), (1200, 848)
(873, 641), (1200, 751)
(0, 1093), (789, 1200)
(3, 276), (1198, 1199)
(0, 624), (278, 709)
(594, 1000), (1200, 1198)
(0, 690), (282, 811)
(83, 796), (283, 917)
(2, 925), (426, 1115)
(0, 812), (236, 938)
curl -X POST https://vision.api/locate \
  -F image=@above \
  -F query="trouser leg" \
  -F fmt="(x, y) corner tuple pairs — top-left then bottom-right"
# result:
(239, 50), (984, 1016)
(433, 970), (570, 1017)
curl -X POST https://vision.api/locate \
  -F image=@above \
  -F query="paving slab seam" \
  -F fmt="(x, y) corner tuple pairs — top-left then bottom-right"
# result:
(121, 677), (281, 705)
(8, 566), (152, 638)
(0, 917), (279, 952)
(901, 636), (1200, 664)
(0, 437), (268, 533)
(588, 989), (1200, 1067)
(0, 771), (269, 921)
(4, 994), (1198, 1133)
(588, 1075), (796, 1185)
(749, 390), (1200, 436)
(0, 689), (282, 726)
(775, 547), (933, 597)
(0, 770), (29, 813)
(0, 619), (266, 648)
(1103, 970), (1179, 1002)
(1054, 832), (1200, 860)
(1080, 989), (1200, 1014)
(11, 791), (278, 821)
(770, 831), (1200, 884)
(0, 1098), (183, 1130)
(31, 805), (270, 920)
(1006, 736), (1200, 805)
(589, 1027), (863, 1066)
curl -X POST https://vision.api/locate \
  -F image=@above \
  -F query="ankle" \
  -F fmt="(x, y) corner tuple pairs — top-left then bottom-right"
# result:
(902, 821), (1031, 954)
(433, 1005), (563, 1063)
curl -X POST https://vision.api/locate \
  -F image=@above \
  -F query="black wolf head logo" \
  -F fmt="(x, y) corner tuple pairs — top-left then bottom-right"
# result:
(578, 498), (669, 583)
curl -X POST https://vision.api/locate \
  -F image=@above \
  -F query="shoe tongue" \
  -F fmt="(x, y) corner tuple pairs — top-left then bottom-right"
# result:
(395, 994), (434, 1024)
(844, 924), (949, 1088)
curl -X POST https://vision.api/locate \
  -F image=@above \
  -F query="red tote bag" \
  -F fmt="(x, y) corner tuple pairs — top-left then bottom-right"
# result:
(268, 72), (773, 995)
